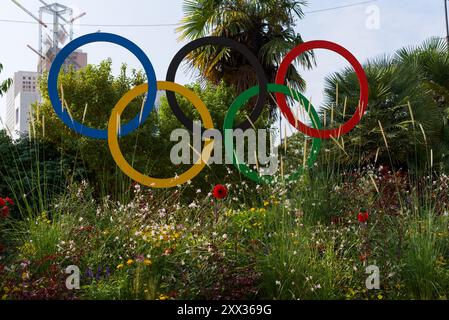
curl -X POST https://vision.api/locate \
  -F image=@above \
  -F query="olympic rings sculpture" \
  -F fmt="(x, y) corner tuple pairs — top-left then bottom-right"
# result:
(48, 32), (369, 188)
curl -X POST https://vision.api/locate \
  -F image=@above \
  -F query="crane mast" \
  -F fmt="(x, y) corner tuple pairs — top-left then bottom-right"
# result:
(10, 0), (86, 74)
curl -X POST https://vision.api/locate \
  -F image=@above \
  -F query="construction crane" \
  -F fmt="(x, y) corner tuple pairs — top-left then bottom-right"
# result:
(11, 0), (47, 27)
(10, 0), (86, 73)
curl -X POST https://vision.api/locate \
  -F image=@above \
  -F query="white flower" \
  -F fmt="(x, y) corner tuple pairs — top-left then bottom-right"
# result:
(275, 281), (281, 286)
(158, 208), (167, 217)
(188, 202), (198, 209)
(222, 234), (228, 240)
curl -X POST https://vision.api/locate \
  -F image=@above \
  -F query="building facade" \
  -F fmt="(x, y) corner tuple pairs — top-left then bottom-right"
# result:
(38, 50), (88, 74)
(2, 50), (88, 140)
(3, 71), (40, 140)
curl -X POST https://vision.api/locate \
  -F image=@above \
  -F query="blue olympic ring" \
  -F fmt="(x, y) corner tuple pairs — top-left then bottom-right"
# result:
(47, 32), (157, 140)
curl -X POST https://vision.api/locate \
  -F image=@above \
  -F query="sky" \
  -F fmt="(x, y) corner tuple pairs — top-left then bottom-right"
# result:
(0, 0), (448, 134)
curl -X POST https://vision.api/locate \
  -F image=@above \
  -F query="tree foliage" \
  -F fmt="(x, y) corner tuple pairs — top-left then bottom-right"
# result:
(34, 60), (159, 195)
(34, 60), (270, 195)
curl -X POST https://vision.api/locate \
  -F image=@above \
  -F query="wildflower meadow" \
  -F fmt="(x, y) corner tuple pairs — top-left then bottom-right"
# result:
(1, 0), (449, 305)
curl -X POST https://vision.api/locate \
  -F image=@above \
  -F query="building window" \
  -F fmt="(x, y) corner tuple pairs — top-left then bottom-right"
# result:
(15, 109), (19, 125)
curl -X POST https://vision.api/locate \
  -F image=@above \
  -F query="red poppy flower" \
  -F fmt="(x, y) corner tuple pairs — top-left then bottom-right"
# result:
(5, 197), (14, 206)
(357, 211), (369, 223)
(1, 206), (9, 218)
(0, 198), (5, 207)
(359, 253), (368, 262)
(212, 184), (228, 200)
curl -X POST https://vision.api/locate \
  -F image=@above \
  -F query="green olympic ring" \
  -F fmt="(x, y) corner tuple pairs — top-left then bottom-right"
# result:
(223, 84), (322, 184)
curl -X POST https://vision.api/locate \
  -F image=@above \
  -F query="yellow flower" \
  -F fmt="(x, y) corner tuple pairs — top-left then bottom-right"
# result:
(263, 201), (270, 207)
(20, 242), (36, 256)
(127, 259), (134, 266)
(158, 294), (170, 300)
(40, 212), (51, 224)
(116, 264), (124, 270)
(250, 208), (256, 212)
(144, 259), (152, 266)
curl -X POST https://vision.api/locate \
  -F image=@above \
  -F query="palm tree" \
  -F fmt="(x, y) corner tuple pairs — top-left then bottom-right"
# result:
(0, 63), (12, 97)
(177, 0), (314, 113)
(395, 38), (449, 105)
(395, 38), (449, 169)
(320, 38), (449, 169)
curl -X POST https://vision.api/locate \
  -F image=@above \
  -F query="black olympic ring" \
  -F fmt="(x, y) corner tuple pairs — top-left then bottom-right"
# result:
(166, 36), (269, 133)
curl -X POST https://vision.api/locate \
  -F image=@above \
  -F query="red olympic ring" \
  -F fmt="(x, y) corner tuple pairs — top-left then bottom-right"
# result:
(275, 40), (369, 139)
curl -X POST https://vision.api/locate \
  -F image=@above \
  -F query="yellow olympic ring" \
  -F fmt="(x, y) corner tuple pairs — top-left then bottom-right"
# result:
(108, 81), (214, 188)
